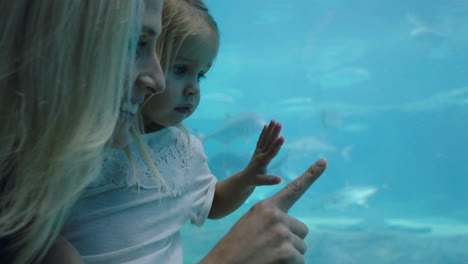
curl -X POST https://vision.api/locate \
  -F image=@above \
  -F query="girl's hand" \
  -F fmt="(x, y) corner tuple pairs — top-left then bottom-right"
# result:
(241, 120), (284, 186)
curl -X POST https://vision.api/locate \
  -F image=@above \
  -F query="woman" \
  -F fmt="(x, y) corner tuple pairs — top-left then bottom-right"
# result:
(0, 0), (164, 263)
(1, 0), (327, 262)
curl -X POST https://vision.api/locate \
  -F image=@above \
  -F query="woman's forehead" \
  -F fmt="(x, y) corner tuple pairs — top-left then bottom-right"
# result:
(144, 0), (163, 13)
(142, 0), (163, 35)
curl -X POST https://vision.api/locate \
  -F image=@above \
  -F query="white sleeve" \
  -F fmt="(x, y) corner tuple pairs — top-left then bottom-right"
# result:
(188, 135), (217, 227)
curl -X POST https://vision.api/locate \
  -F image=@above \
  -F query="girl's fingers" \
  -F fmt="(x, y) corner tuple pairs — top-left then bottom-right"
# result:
(269, 136), (284, 156)
(260, 136), (284, 163)
(266, 121), (280, 145)
(264, 121), (282, 148)
(257, 125), (268, 147)
(253, 134), (284, 169)
(263, 120), (275, 145)
(253, 175), (282, 186)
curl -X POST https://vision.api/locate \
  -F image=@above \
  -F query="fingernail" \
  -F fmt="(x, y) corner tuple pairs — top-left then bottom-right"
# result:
(315, 159), (327, 168)
(272, 176), (282, 184)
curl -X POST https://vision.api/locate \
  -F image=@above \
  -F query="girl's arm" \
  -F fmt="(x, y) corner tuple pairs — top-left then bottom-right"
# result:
(208, 172), (256, 219)
(208, 121), (284, 219)
(42, 235), (84, 264)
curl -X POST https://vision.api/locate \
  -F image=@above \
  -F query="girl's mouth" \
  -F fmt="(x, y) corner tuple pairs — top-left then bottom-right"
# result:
(174, 104), (193, 114)
(174, 107), (190, 114)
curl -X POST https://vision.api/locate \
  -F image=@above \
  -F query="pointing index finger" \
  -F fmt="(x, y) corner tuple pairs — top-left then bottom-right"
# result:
(269, 159), (327, 212)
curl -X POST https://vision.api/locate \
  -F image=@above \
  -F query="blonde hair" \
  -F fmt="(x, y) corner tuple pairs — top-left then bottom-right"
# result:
(0, 0), (144, 263)
(158, 0), (220, 75)
(130, 0), (220, 188)
(160, 0), (220, 140)
(142, 0), (220, 132)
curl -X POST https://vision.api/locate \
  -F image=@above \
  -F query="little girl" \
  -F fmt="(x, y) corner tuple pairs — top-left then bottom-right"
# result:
(62, 0), (285, 263)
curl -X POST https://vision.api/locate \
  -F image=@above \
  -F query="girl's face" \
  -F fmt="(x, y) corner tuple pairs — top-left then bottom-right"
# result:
(109, 0), (165, 148)
(142, 31), (218, 131)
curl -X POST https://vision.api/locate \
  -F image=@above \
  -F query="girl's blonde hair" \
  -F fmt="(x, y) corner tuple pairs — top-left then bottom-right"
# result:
(133, 0), (220, 187)
(141, 0), (219, 133)
(157, 0), (220, 75)
(160, 0), (220, 141)
(0, 0), (143, 263)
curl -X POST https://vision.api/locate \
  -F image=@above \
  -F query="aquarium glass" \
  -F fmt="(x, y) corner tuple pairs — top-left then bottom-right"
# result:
(181, 0), (468, 263)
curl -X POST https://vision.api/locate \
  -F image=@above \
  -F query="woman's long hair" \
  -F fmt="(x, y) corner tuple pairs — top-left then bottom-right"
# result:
(0, 0), (143, 263)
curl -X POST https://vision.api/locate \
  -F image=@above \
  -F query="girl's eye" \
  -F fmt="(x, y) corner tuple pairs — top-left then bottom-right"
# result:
(173, 65), (187, 75)
(197, 72), (206, 82)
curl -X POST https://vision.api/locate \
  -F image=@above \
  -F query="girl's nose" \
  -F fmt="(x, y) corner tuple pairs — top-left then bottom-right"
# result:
(184, 82), (200, 96)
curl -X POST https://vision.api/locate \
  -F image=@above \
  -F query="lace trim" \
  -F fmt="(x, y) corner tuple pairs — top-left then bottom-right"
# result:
(87, 150), (128, 188)
(88, 128), (193, 197)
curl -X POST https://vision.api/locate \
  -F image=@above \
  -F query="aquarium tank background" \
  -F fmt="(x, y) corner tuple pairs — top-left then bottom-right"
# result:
(181, 0), (468, 263)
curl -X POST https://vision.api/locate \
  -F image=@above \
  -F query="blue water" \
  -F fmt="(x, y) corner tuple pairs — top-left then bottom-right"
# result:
(182, 0), (468, 263)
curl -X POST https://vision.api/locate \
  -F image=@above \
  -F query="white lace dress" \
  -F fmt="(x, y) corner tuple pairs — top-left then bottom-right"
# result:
(62, 127), (217, 264)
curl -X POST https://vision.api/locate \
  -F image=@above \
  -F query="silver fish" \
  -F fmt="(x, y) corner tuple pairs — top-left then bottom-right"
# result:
(202, 112), (266, 145)
(322, 185), (378, 211)
(283, 136), (353, 161)
(283, 136), (338, 156)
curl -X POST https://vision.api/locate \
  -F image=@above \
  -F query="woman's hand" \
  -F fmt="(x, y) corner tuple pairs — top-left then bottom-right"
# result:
(201, 159), (327, 264)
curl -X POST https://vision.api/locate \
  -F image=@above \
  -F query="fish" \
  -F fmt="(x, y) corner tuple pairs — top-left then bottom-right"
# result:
(190, 89), (244, 120)
(284, 136), (338, 154)
(320, 185), (379, 211)
(279, 97), (313, 105)
(268, 101), (389, 122)
(407, 13), (447, 42)
(250, 184), (378, 211)
(315, 214), (432, 234)
(312, 67), (371, 89)
(201, 112), (267, 145)
(331, 185), (378, 208)
(283, 136), (353, 161)
(203, 93), (236, 104)
(268, 87), (468, 122)
(321, 111), (369, 132)
(395, 86), (468, 112)
(406, 10), (468, 59)
(208, 152), (250, 180)
(302, 37), (367, 74)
